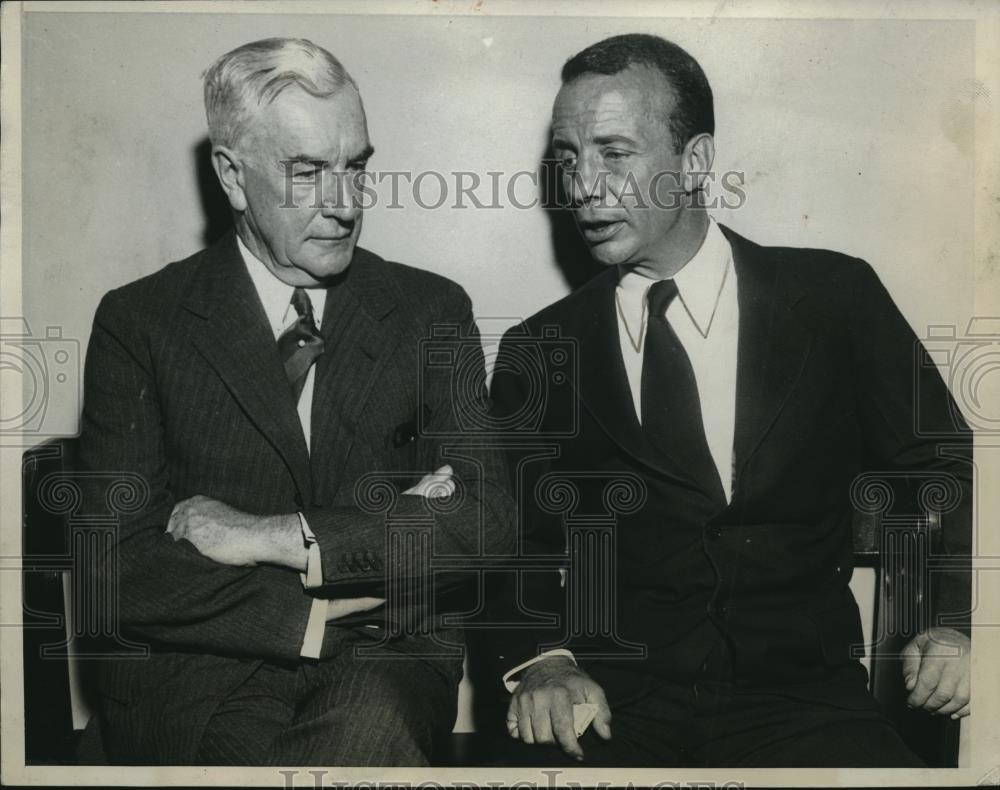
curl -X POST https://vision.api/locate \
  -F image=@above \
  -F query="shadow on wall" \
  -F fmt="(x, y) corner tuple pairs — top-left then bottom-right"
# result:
(194, 137), (233, 247)
(192, 133), (600, 292)
(539, 138), (600, 292)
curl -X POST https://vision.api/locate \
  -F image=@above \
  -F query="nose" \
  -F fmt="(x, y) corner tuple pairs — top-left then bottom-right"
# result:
(319, 170), (364, 221)
(565, 152), (608, 208)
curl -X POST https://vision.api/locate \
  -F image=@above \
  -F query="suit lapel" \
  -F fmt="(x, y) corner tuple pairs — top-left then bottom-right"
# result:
(181, 232), (313, 500)
(571, 269), (710, 492)
(308, 247), (398, 502)
(574, 272), (643, 453)
(722, 226), (813, 489)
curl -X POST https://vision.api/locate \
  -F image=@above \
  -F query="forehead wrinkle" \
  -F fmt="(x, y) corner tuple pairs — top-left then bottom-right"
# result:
(553, 79), (668, 149)
(246, 92), (369, 170)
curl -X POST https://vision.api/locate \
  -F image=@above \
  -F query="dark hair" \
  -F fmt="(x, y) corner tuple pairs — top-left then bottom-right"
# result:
(561, 33), (714, 152)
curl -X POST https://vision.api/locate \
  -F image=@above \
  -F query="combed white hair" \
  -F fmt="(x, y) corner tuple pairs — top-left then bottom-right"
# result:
(203, 37), (357, 148)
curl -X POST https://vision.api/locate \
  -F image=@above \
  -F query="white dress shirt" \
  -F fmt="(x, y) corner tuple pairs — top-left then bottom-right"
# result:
(503, 217), (740, 691)
(238, 236), (329, 659)
(616, 216), (739, 502)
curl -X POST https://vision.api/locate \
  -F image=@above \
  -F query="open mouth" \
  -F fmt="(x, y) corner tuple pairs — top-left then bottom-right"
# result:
(578, 219), (625, 244)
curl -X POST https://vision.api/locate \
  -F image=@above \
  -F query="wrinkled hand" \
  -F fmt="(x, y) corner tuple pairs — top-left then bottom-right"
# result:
(507, 657), (611, 761)
(403, 464), (455, 499)
(403, 465), (455, 498)
(901, 627), (971, 719)
(167, 495), (296, 568)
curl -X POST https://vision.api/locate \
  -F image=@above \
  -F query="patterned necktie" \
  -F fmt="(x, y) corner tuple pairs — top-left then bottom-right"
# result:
(641, 279), (723, 500)
(277, 288), (325, 403)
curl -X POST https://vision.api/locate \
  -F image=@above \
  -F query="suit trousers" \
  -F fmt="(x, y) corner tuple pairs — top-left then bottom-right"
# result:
(505, 653), (923, 768)
(193, 630), (459, 766)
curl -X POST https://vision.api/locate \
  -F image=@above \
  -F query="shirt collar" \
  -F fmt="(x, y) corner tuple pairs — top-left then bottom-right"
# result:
(617, 217), (732, 336)
(237, 234), (325, 333)
(672, 218), (732, 334)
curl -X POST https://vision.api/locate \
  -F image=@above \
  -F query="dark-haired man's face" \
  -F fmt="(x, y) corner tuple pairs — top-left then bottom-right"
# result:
(551, 64), (692, 275)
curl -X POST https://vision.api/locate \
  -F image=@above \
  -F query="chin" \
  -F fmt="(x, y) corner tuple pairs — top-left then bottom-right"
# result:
(321, 256), (355, 277)
(301, 252), (355, 281)
(587, 241), (633, 268)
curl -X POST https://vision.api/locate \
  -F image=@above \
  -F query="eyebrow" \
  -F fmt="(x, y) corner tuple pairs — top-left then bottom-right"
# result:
(350, 144), (376, 162)
(284, 145), (376, 165)
(592, 134), (637, 146)
(551, 133), (638, 151)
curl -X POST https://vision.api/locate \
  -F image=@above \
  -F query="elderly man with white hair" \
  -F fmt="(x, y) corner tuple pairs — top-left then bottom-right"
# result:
(77, 37), (512, 766)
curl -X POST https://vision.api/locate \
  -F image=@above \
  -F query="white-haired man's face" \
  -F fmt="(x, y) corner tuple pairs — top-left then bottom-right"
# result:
(217, 85), (373, 285)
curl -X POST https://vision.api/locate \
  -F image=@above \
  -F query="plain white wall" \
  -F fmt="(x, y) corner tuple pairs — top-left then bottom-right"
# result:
(19, 11), (976, 441)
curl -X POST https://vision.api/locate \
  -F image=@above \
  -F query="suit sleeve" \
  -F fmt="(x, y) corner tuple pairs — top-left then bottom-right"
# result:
(847, 260), (973, 634)
(79, 290), (314, 663)
(486, 326), (574, 671)
(299, 288), (516, 594)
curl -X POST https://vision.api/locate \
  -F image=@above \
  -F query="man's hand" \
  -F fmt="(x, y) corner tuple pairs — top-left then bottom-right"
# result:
(507, 656), (611, 761)
(403, 465), (455, 498)
(901, 627), (971, 719)
(169, 468), (454, 600)
(167, 495), (305, 570)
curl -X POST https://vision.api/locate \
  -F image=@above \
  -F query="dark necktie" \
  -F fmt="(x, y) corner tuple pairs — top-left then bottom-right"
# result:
(277, 288), (325, 403)
(641, 279), (723, 499)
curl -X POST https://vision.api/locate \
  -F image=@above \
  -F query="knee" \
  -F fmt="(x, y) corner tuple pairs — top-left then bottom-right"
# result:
(328, 669), (456, 765)
(332, 700), (436, 765)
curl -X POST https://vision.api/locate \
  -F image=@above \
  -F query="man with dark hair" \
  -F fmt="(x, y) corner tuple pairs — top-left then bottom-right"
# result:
(78, 38), (513, 765)
(560, 33), (715, 152)
(491, 33), (972, 767)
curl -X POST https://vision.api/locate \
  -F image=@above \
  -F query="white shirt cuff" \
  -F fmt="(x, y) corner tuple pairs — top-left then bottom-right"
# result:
(299, 598), (328, 659)
(502, 649), (577, 693)
(297, 512), (323, 589)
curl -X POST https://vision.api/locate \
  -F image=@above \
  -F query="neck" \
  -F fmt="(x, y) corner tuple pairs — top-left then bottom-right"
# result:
(633, 209), (710, 280)
(234, 217), (322, 288)
(234, 217), (268, 267)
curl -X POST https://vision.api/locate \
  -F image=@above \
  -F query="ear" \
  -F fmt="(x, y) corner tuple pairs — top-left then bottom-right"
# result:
(681, 133), (716, 195)
(210, 144), (248, 213)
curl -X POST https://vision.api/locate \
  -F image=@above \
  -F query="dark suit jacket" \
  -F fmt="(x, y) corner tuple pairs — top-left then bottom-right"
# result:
(77, 231), (513, 762)
(490, 225), (972, 706)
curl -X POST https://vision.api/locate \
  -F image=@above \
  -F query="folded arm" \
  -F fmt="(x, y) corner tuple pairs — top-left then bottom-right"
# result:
(79, 291), (315, 663)
(297, 292), (516, 596)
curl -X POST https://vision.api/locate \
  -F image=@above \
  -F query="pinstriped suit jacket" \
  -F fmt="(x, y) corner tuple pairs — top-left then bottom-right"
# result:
(78, 231), (513, 762)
